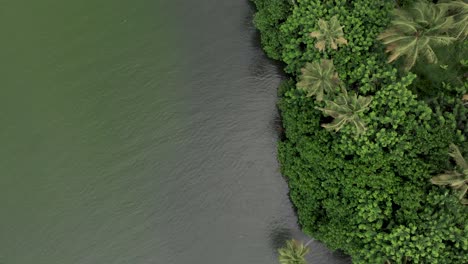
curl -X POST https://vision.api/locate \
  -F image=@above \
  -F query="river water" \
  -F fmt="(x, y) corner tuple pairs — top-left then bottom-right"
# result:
(0, 1), (349, 263)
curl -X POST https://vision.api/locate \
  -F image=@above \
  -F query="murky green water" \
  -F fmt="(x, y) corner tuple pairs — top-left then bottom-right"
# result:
(0, 1), (349, 263)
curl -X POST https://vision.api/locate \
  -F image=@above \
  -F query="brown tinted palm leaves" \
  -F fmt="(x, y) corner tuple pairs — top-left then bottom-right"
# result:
(296, 59), (341, 102)
(378, 1), (457, 71)
(315, 88), (372, 135)
(278, 239), (309, 264)
(430, 143), (468, 205)
(310, 15), (348, 52)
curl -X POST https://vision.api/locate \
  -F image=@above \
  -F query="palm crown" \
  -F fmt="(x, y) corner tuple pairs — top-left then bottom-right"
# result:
(310, 15), (348, 52)
(316, 88), (372, 135)
(430, 143), (468, 205)
(278, 239), (309, 264)
(296, 59), (341, 102)
(378, 0), (458, 71)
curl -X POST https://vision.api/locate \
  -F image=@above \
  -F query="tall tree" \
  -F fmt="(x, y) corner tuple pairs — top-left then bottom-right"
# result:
(296, 59), (341, 102)
(431, 143), (468, 205)
(378, 0), (457, 71)
(316, 88), (372, 134)
(278, 239), (309, 264)
(309, 15), (348, 52)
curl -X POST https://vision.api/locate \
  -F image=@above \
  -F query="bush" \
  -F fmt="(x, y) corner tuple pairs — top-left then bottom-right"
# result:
(252, 0), (292, 60)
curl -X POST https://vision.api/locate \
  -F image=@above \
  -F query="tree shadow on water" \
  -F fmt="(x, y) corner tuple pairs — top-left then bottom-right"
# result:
(268, 220), (293, 254)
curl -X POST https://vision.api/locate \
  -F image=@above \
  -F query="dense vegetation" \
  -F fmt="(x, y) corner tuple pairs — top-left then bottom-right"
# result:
(252, 0), (468, 263)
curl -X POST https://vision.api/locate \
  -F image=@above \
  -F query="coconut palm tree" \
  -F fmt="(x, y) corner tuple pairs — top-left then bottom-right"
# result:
(296, 59), (341, 102)
(315, 88), (372, 134)
(378, 0), (458, 71)
(430, 143), (468, 205)
(309, 15), (348, 52)
(278, 239), (310, 264)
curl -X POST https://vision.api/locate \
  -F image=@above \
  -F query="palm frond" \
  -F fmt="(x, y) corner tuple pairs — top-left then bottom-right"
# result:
(449, 143), (468, 169)
(430, 171), (463, 185)
(421, 45), (437, 64)
(457, 184), (468, 200)
(440, 0), (468, 39)
(309, 31), (321, 38)
(431, 143), (468, 205)
(428, 35), (457, 46)
(403, 42), (420, 71)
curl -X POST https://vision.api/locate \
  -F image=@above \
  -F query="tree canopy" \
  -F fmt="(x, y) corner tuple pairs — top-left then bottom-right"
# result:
(252, 0), (468, 263)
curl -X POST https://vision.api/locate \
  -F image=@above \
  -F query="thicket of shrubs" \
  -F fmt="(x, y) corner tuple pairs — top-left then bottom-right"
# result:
(252, 0), (468, 263)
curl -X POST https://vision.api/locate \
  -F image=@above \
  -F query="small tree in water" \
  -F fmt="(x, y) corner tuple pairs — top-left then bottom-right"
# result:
(278, 239), (312, 264)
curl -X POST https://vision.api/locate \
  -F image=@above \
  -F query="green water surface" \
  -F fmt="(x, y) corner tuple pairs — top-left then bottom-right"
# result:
(0, 1), (349, 263)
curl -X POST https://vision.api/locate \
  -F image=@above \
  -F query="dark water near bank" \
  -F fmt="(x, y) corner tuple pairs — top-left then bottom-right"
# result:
(0, 1), (349, 263)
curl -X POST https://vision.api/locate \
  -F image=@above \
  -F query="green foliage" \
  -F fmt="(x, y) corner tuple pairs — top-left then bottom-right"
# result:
(297, 59), (341, 101)
(278, 76), (468, 263)
(278, 239), (309, 264)
(251, 0), (292, 60)
(277, 0), (393, 77)
(253, 0), (468, 263)
(410, 40), (467, 95)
